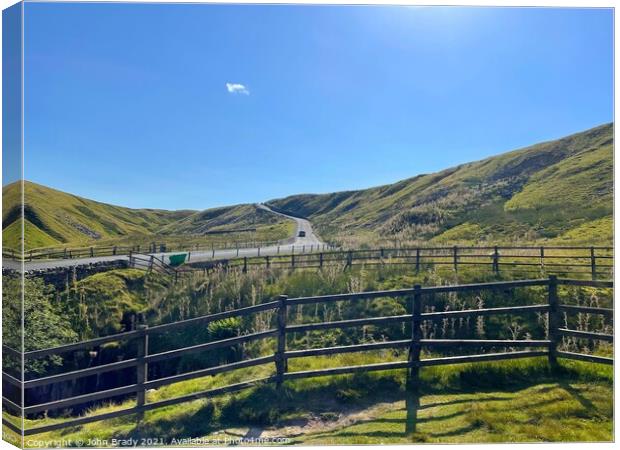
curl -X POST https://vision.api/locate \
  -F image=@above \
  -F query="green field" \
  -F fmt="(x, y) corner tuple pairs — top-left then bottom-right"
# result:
(4, 357), (612, 446)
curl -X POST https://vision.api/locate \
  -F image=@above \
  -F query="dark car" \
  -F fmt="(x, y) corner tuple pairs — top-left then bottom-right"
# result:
(298, 230), (306, 237)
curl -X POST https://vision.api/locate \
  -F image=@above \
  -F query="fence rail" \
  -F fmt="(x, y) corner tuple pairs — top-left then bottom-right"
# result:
(2, 277), (613, 436)
(208, 246), (613, 280)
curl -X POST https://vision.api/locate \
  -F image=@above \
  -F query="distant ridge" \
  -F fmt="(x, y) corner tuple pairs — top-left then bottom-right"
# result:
(266, 123), (613, 245)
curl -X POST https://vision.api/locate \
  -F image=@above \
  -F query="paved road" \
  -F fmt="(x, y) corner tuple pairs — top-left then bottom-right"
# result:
(9, 204), (327, 271)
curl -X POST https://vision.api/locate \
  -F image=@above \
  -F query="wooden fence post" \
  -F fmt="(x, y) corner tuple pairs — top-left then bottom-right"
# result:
(90, 247), (94, 257)
(590, 247), (596, 280)
(276, 295), (288, 388)
(243, 257), (248, 273)
(493, 246), (500, 274)
(540, 246), (544, 271)
(136, 324), (149, 421)
(113, 246), (117, 256)
(266, 256), (270, 268)
(319, 252), (324, 268)
(453, 246), (458, 272)
(547, 275), (559, 368)
(415, 248), (420, 273)
(408, 285), (422, 390)
(347, 251), (353, 269)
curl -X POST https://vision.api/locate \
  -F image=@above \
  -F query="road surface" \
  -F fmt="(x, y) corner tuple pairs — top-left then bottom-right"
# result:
(8, 204), (326, 271)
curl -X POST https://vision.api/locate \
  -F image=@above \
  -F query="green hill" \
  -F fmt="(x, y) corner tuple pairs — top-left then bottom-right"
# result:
(1, 181), (196, 249)
(1, 182), (293, 250)
(266, 123), (613, 246)
(3, 123), (612, 250)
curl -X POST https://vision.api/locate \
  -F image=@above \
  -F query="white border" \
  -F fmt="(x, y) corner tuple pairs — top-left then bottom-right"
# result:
(0, 2), (616, 450)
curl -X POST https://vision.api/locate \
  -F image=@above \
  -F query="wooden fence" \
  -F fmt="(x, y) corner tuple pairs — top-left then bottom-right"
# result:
(128, 254), (178, 278)
(2, 276), (613, 436)
(208, 245), (613, 280)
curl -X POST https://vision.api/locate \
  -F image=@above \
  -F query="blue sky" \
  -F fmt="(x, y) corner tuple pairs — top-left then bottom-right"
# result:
(20, 3), (613, 210)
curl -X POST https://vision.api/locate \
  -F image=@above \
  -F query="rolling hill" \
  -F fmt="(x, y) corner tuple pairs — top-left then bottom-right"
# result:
(266, 123), (613, 246)
(1, 182), (292, 250)
(2, 123), (613, 250)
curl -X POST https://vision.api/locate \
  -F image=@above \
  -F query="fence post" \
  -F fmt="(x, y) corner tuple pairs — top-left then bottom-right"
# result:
(540, 246), (544, 271)
(291, 254), (295, 268)
(136, 324), (149, 421)
(258, 246), (261, 257)
(266, 256), (270, 268)
(493, 246), (500, 274)
(129, 250), (133, 267)
(453, 246), (458, 272)
(547, 275), (559, 369)
(277, 245), (280, 254)
(347, 251), (353, 269)
(113, 246), (117, 256)
(149, 255), (154, 272)
(243, 257), (248, 273)
(415, 248), (420, 273)
(90, 247), (94, 257)
(276, 295), (288, 388)
(64, 248), (67, 259)
(408, 285), (422, 390)
(590, 247), (596, 280)
(319, 252), (324, 268)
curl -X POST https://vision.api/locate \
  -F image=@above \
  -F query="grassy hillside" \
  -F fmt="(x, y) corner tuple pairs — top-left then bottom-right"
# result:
(2, 181), (195, 249)
(160, 203), (294, 237)
(3, 124), (612, 250)
(2, 182), (294, 250)
(267, 123), (613, 246)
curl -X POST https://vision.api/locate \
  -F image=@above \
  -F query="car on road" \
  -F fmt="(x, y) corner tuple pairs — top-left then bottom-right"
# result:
(298, 230), (306, 237)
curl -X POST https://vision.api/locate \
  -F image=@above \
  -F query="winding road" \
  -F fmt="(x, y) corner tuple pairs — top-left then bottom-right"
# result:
(9, 204), (326, 271)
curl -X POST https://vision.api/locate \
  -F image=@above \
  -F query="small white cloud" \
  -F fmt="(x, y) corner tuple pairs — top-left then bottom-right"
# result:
(226, 83), (250, 95)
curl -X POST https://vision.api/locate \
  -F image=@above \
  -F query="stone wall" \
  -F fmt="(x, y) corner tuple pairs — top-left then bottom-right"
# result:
(3, 260), (130, 289)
